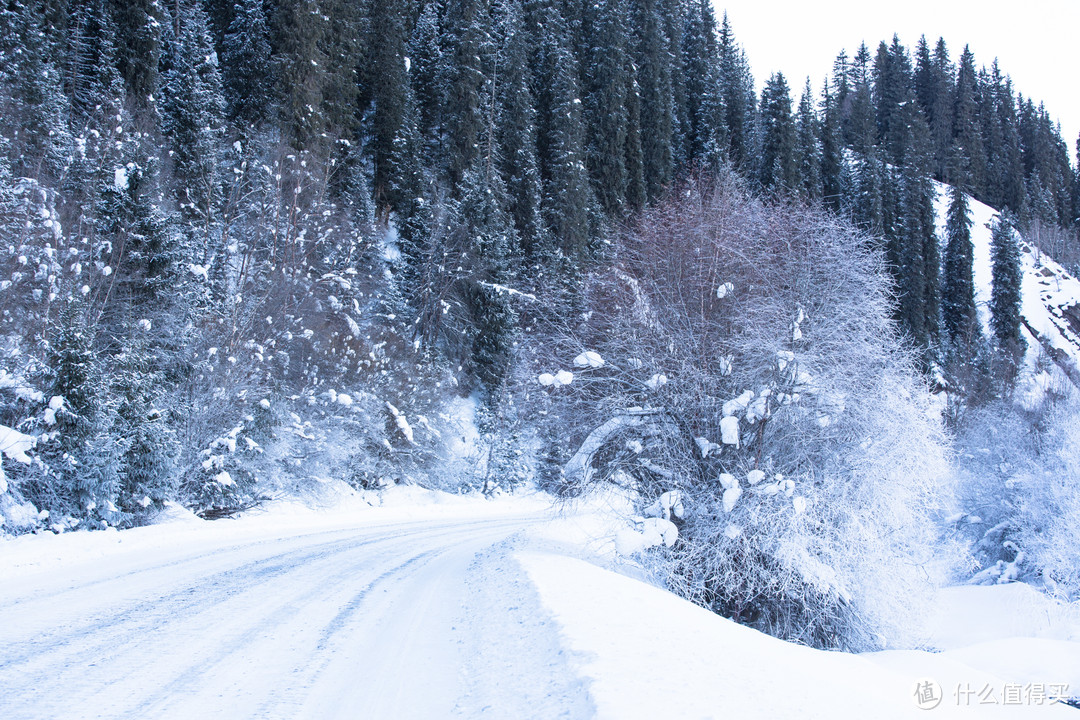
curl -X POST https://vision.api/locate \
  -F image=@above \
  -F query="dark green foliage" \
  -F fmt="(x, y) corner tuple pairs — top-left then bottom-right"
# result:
(160, 1), (225, 254)
(990, 212), (1023, 373)
(369, 0), (414, 215)
(108, 0), (162, 104)
(443, 0), (494, 187)
(942, 183), (977, 345)
(220, 0), (273, 128)
(583, 0), (630, 216)
(717, 13), (756, 174)
(494, 0), (545, 256)
(758, 73), (797, 192)
(630, 0), (674, 200)
(794, 80), (822, 202)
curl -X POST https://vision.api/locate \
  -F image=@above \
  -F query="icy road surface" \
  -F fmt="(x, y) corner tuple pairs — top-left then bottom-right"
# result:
(0, 511), (590, 720)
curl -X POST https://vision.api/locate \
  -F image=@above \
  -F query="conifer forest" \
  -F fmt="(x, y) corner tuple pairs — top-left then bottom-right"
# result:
(3, 0), (1080, 655)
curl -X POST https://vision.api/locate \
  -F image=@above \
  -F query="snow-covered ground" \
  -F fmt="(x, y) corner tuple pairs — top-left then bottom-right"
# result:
(2, 484), (1078, 719)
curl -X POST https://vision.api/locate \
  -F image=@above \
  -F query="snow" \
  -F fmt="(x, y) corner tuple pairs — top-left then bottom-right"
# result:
(573, 350), (605, 369)
(716, 281), (734, 299)
(539, 369), (574, 387)
(2, 481), (1079, 717)
(521, 552), (1079, 719)
(385, 402), (414, 443)
(644, 372), (666, 390)
(720, 414), (740, 446)
(0, 424), (35, 466)
(723, 389), (754, 417)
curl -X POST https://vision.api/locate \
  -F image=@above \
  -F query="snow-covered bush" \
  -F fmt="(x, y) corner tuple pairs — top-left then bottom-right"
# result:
(953, 376), (1080, 598)
(521, 173), (954, 650)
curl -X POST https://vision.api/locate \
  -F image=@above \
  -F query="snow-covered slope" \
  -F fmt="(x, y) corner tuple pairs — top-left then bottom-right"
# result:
(521, 551), (1079, 718)
(935, 184), (1080, 387)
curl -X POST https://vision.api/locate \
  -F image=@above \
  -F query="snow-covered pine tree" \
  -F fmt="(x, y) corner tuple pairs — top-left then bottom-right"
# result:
(989, 211), (1023, 376)
(629, 0), (674, 201)
(794, 79), (822, 202)
(160, 0), (226, 265)
(220, 0), (273, 130)
(758, 73), (797, 193)
(493, 0), (546, 262)
(942, 181), (977, 345)
(583, 0), (630, 217)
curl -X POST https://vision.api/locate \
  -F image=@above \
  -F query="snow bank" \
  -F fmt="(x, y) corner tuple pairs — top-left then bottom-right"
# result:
(520, 552), (1078, 718)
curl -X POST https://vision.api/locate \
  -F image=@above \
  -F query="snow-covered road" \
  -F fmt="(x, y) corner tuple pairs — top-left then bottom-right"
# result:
(0, 512), (580, 720)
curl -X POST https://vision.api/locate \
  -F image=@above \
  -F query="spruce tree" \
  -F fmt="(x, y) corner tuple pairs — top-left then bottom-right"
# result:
(820, 79), (847, 212)
(268, 0), (330, 148)
(527, 0), (594, 265)
(989, 212), (1023, 372)
(583, 0), (630, 216)
(444, 0), (494, 188)
(717, 13), (755, 174)
(368, 0), (413, 217)
(409, 0), (446, 161)
(954, 46), (987, 195)
(680, 0), (723, 167)
(942, 181), (978, 344)
(758, 73), (798, 192)
(795, 78), (822, 202)
(220, 0), (273, 130)
(160, 0), (226, 263)
(630, 0), (675, 200)
(108, 0), (163, 107)
(493, 0), (545, 259)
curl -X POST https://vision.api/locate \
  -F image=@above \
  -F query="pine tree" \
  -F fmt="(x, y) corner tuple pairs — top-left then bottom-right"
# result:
(680, 0), (723, 167)
(845, 43), (876, 155)
(160, 0), (226, 262)
(368, 0), (413, 217)
(954, 46), (987, 195)
(758, 73), (798, 192)
(0, 0), (73, 184)
(493, 0), (545, 258)
(108, 0), (163, 107)
(527, 0), (594, 265)
(989, 212), (1023, 372)
(583, 0), (630, 216)
(819, 78), (847, 212)
(942, 181), (977, 344)
(268, 0), (330, 148)
(630, 0), (675, 200)
(443, 0), (493, 188)
(659, 0), (686, 168)
(220, 0), (273, 129)
(624, 65), (647, 211)
(409, 0), (446, 160)
(718, 13), (755, 174)
(795, 78), (822, 201)
(456, 165), (519, 400)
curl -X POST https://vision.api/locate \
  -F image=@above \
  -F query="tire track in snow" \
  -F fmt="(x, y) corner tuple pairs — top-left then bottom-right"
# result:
(0, 515), (545, 720)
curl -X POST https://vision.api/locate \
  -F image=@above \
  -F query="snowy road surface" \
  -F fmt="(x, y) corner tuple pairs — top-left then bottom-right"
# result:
(0, 510), (589, 720)
(3, 492), (1078, 720)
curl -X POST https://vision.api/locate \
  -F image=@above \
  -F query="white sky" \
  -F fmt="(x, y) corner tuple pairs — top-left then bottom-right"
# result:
(718, 1), (1080, 153)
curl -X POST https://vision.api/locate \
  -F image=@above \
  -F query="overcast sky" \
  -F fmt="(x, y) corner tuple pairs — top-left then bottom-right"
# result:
(719, 1), (1080, 153)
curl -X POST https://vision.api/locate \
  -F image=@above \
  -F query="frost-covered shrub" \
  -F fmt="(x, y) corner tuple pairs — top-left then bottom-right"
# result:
(522, 173), (954, 650)
(954, 380), (1080, 598)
